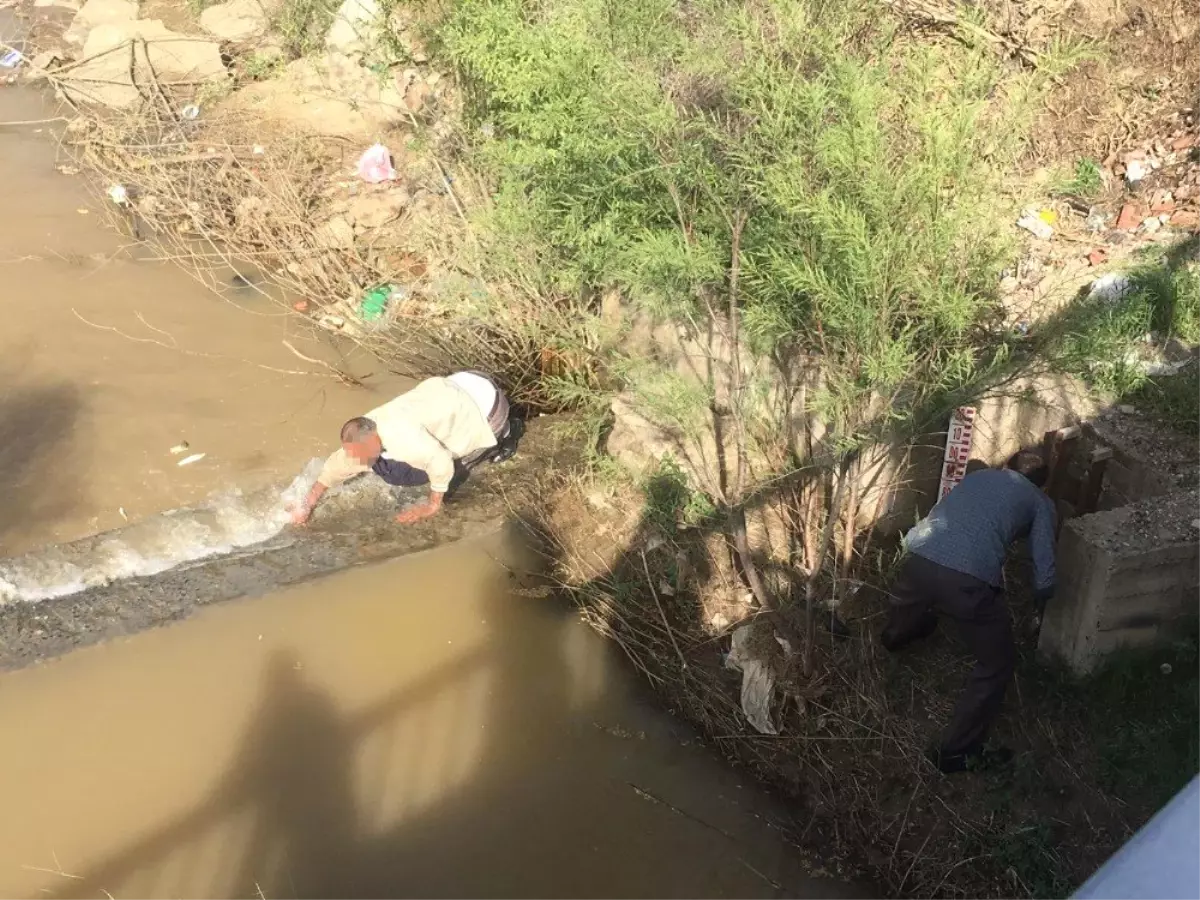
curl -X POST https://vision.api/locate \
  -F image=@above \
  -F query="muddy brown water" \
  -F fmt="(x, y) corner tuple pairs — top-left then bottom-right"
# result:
(0, 34), (855, 899)
(0, 60), (407, 558)
(0, 529), (856, 899)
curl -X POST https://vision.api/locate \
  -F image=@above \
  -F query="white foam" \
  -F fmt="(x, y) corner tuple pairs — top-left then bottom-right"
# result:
(0, 459), (326, 605)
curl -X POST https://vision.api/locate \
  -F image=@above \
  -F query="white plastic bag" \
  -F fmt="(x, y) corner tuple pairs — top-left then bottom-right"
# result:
(725, 623), (780, 735)
(356, 143), (396, 183)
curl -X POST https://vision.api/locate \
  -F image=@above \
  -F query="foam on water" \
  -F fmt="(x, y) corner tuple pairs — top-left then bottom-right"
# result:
(0, 459), (326, 604)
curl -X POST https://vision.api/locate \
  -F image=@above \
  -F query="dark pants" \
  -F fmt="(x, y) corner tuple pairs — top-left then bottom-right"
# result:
(882, 554), (1016, 758)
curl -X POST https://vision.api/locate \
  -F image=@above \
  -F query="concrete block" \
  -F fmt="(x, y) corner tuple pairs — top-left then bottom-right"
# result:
(1039, 527), (1111, 669)
(1039, 487), (1199, 673)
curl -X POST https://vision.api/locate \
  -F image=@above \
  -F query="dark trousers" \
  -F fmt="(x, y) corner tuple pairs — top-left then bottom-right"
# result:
(882, 554), (1016, 758)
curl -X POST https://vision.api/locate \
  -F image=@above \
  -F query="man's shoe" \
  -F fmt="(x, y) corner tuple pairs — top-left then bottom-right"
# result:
(489, 417), (525, 464)
(880, 612), (937, 652)
(927, 744), (1014, 775)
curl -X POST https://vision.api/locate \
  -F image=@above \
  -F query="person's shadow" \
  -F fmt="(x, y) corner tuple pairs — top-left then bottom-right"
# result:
(335, 522), (579, 898)
(234, 526), (575, 898)
(225, 652), (358, 899)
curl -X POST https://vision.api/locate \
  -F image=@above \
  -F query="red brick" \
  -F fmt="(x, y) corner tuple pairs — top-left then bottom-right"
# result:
(1088, 248), (1108, 266)
(1170, 209), (1199, 229)
(1116, 202), (1145, 230)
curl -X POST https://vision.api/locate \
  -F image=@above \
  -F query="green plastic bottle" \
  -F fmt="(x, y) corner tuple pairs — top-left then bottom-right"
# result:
(360, 285), (391, 321)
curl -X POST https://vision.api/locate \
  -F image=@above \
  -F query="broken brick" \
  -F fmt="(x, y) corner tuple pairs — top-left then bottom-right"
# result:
(1172, 134), (1197, 152)
(1149, 189), (1175, 214)
(1170, 209), (1199, 229)
(1116, 202), (1146, 230)
(1087, 248), (1108, 266)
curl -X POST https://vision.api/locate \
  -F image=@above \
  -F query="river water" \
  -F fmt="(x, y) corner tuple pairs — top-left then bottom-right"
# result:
(0, 36), (849, 900)
(0, 529), (851, 899)
(0, 59), (408, 561)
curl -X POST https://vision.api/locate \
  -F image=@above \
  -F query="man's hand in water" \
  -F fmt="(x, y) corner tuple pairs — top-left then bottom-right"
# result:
(394, 490), (444, 525)
(288, 482), (326, 526)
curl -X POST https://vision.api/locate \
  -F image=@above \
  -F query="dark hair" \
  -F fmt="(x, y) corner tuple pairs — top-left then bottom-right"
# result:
(1006, 449), (1048, 488)
(340, 416), (377, 444)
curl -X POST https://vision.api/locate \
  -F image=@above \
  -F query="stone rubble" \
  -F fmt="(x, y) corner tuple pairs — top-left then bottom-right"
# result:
(1003, 105), (1199, 331)
(62, 0), (136, 45)
(61, 19), (226, 108)
(199, 0), (277, 43)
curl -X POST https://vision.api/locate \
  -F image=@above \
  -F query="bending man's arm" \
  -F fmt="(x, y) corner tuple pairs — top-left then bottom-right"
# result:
(393, 428), (455, 525)
(290, 448), (368, 525)
(1030, 493), (1058, 614)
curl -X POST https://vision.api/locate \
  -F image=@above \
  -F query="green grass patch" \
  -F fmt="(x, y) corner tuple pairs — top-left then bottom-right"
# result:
(1124, 359), (1199, 435)
(1052, 157), (1105, 200)
(1084, 636), (1200, 806)
(1031, 632), (1200, 811)
(1045, 236), (1199, 429)
(241, 51), (286, 80)
(643, 456), (717, 533)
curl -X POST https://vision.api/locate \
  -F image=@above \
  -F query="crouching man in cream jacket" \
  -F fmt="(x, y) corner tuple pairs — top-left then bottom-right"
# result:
(290, 371), (515, 526)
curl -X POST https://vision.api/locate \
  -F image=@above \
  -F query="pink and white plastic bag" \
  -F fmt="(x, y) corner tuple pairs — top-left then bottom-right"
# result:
(356, 143), (396, 183)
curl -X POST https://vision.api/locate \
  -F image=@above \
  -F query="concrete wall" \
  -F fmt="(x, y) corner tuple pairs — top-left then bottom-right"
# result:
(608, 308), (1098, 541)
(606, 312), (1197, 672)
(1039, 488), (1200, 674)
(1081, 422), (1192, 510)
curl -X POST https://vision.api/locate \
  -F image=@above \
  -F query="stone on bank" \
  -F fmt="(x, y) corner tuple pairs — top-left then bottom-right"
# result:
(60, 18), (225, 108)
(199, 0), (278, 43)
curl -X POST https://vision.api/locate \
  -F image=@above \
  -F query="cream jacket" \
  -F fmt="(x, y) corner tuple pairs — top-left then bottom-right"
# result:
(316, 377), (497, 493)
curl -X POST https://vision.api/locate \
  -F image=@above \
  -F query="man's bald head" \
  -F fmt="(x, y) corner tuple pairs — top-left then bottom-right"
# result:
(340, 416), (382, 465)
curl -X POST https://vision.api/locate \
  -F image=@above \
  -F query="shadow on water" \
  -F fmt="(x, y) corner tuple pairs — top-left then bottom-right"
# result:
(0, 358), (86, 554)
(37, 524), (836, 899)
(224, 654), (358, 899)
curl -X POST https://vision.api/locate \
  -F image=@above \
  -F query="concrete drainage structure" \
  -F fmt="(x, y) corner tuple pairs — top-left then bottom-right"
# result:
(1038, 419), (1199, 674)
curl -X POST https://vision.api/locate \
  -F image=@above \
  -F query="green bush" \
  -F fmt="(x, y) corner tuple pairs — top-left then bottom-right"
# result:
(275, 0), (341, 59)
(439, 0), (1073, 452)
(644, 456), (717, 532)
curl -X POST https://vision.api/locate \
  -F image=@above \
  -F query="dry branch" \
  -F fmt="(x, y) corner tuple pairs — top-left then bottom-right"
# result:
(29, 57), (596, 409)
(882, 0), (1040, 66)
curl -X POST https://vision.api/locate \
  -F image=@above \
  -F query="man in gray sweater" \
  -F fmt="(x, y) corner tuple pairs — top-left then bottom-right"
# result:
(882, 450), (1057, 773)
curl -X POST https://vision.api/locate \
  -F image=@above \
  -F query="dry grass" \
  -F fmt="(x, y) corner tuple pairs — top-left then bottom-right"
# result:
(530, 473), (1197, 898)
(31, 56), (600, 408)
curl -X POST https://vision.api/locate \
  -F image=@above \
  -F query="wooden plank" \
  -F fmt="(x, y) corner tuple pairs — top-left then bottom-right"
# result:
(1077, 448), (1112, 515)
(1043, 427), (1080, 501)
(1055, 498), (1077, 537)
